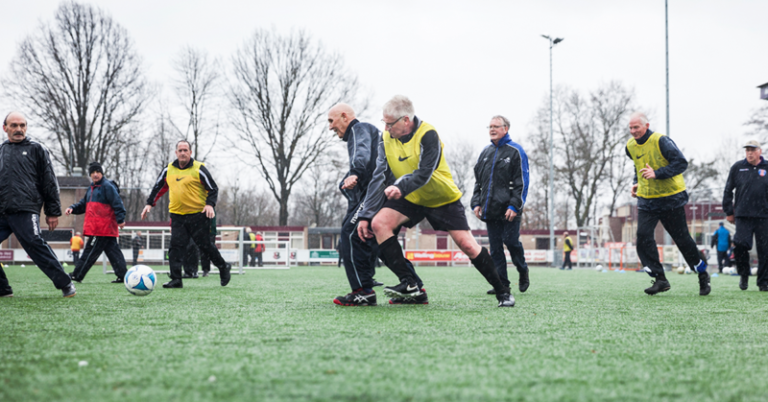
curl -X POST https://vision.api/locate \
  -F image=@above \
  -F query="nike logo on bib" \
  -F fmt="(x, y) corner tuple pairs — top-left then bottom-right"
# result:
(398, 156), (410, 162)
(176, 177), (184, 181)
(635, 154), (645, 159)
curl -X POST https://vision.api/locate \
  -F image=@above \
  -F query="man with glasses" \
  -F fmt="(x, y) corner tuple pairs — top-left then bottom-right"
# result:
(472, 115), (530, 296)
(357, 95), (515, 307)
(723, 140), (768, 292)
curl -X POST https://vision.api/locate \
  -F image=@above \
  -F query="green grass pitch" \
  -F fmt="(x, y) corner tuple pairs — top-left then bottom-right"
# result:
(1, 264), (767, 402)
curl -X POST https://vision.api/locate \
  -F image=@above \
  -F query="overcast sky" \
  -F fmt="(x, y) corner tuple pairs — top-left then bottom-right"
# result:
(2, 0), (767, 175)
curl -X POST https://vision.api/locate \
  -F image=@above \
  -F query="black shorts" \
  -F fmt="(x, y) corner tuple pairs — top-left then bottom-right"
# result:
(382, 198), (470, 231)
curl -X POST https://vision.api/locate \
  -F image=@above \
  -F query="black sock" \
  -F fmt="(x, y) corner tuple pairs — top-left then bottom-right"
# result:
(379, 236), (414, 283)
(658, 273), (668, 282)
(470, 247), (506, 293)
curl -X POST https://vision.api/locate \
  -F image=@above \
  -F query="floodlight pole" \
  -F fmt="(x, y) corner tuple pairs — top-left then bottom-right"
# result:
(665, 0), (670, 138)
(542, 35), (564, 260)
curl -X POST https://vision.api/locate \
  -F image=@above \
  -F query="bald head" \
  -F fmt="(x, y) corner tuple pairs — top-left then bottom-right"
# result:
(328, 103), (357, 139)
(628, 112), (650, 140)
(3, 111), (28, 143)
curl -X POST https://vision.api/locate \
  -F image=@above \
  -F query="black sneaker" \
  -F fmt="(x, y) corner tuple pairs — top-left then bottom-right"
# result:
(739, 275), (749, 291)
(182, 273), (199, 279)
(163, 279), (183, 288)
(759, 286), (768, 292)
(698, 272), (711, 296)
(0, 288), (13, 298)
(519, 270), (530, 293)
(62, 283), (77, 298)
(372, 280), (384, 287)
(111, 278), (124, 283)
(486, 288), (496, 295)
(333, 289), (377, 306)
(497, 292), (515, 307)
(201, 271), (209, 277)
(383, 280), (422, 299)
(220, 263), (232, 286)
(69, 272), (82, 284)
(390, 289), (429, 305)
(644, 279), (671, 295)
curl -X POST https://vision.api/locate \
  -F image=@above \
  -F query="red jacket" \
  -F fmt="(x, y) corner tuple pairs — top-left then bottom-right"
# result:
(69, 178), (125, 237)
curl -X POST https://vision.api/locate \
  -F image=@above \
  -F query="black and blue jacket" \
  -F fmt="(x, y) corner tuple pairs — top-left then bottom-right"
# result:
(471, 133), (529, 221)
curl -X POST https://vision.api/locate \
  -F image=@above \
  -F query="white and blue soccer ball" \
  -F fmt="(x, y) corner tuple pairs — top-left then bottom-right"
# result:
(124, 265), (156, 296)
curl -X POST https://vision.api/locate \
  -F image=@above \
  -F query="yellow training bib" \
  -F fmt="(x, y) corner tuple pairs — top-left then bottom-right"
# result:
(383, 121), (462, 207)
(626, 132), (686, 199)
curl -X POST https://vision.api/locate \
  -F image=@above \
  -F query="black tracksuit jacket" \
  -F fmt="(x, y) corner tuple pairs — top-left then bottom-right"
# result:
(723, 156), (768, 218)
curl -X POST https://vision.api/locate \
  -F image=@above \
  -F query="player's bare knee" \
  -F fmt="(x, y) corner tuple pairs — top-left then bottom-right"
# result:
(370, 216), (392, 239)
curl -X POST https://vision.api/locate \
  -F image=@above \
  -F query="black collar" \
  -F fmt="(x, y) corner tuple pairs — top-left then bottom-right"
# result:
(635, 128), (653, 145)
(342, 119), (359, 142)
(397, 116), (421, 144)
(173, 157), (196, 170)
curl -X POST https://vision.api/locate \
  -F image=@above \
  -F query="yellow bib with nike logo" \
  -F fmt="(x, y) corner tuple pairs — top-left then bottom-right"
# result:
(167, 160), (208, 215)
(626, 132), (686, 199)
(383, 121), (462, 207)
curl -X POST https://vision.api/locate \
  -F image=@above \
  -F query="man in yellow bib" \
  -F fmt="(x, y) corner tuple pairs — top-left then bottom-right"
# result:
(141, 140), (231, 288)
(357, 95), (515, 307)
(626, 112), (709, 296)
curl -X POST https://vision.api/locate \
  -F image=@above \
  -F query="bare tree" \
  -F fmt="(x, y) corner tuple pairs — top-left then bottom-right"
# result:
(745, 104), (768, 143)
(216, 177), (278, 226)
(1, 1), (149, 173)
(290, 155), (347, 227)
(683, 157), (719, 191)
(229, 29), (363, 225)
(528, 82), (635, 227)
(171, 46), (220, 160)
(444, 139), (481, 227)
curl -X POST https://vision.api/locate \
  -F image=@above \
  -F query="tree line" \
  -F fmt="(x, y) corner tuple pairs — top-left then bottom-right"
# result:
(2, 1), (760, 231)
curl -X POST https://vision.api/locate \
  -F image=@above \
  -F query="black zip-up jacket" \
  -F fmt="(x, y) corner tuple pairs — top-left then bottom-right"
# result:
(471, 133), (529, 221)
(723, 156), (768, 218)
(0, 137), (61, 216)
(340, 119), (379, 209)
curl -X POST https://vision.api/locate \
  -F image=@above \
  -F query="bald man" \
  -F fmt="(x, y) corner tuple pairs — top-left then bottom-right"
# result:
(0, 112), (76, 298)
(327, 104), (383, 305)
(626, 112), (709, 296)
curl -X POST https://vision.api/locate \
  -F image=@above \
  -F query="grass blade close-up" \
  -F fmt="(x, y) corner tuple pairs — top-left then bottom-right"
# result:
(2, 265), (767, 402)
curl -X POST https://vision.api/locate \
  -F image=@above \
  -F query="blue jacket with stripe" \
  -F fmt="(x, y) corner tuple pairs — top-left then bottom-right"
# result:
(471, 133), (529, 221)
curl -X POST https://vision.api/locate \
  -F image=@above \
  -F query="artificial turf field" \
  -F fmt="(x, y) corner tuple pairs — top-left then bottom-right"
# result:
(1, 264), (767, 402)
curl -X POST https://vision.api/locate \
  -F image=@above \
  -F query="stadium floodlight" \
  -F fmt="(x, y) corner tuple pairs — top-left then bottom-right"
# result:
(542, 34), (564, 261)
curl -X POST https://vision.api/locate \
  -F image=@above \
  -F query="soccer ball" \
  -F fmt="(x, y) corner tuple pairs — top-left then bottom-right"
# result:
(595, 264), (603, 271)
(751, 267), (758, 276)
(124, 265), (156, 296)
(676, 266), (685, 275)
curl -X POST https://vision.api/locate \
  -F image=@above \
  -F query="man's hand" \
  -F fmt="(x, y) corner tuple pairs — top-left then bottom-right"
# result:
(640, 163), (656, 179)
(631, 183), (638, 198)
(141, 205), (152, 220)
(46, 216), (58, 231)
(65, 208), (73, 215)
(505, 209), (518, 222)
(342, 175), (358, 190)
(357, 220), (374, 241)
(474, 206), (482, 219)
(726, 215), (735, 223)
(384, 185), (402, 200)
(118, 222), (125, 229)
(203, 205), (215, 219)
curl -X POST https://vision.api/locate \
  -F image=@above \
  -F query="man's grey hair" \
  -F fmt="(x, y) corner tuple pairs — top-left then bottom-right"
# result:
(491, 115), (510, 128)
(383, 95), (415, 119)
(630, 112), (648, 125)
(176, 139), (191, 150)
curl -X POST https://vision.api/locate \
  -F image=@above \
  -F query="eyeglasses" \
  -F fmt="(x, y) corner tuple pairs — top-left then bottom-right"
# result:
(382, 116), (404, 129)
(487, 125), (506, 130)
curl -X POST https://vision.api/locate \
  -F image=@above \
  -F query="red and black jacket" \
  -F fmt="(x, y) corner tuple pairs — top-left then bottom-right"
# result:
(69, 178), (126, 237)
